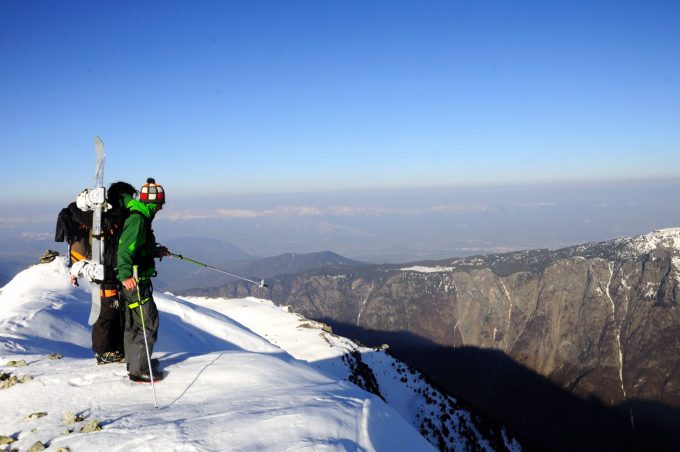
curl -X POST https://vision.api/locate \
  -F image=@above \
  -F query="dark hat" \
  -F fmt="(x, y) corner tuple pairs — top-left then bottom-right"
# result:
(108, 181), (137, 204)
(139, 178), (165, 204)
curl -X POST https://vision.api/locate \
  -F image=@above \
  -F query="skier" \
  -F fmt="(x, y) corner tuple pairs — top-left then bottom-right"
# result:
(93, 181), (137, 364)
(56, 181), (137, 365)
(117, 178), (169, 382)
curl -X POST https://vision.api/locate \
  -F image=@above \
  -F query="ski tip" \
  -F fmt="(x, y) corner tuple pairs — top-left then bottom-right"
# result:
(94, 136), (106, 154)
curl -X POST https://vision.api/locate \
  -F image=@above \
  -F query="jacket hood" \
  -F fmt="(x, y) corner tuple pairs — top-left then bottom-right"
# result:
(122, 193), (158, 219)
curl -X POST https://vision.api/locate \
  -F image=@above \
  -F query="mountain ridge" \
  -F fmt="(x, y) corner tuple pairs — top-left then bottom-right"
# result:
(186, 227), (680, 450)
(0, 258), (520, 451)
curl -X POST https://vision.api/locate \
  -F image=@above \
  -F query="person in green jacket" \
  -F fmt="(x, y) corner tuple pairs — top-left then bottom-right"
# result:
(117, 177), (168, 382)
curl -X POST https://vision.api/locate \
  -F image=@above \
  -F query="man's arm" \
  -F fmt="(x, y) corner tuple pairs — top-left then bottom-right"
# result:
(117, 214), (144, 286)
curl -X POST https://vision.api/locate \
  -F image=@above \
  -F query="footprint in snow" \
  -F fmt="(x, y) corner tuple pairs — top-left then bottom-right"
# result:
(68, 369), (127, 387)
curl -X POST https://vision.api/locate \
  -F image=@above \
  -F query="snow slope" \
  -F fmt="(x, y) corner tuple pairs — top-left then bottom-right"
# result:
(0, 258), (433, 451)
(185, 297), (521, 451)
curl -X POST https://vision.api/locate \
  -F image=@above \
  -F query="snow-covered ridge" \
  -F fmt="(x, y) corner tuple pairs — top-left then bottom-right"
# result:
(394, 228), (680, 278)
(183, 296), (520, 451)
(0, 258), (520, 451)
(623, 227), (680, 255)
(0, 258), (433, 451)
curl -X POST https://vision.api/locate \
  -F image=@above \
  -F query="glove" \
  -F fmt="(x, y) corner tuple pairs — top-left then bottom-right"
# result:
(75, 187), (106, 212)
(76, 189), (93, 211)
(154, 245), (170, 260)
(70, 260), (105, 282)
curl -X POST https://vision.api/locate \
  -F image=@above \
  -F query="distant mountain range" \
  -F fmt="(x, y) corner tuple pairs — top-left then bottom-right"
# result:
(0, 234), (363, 293)
(155, 237), (364, 293)
(185, 228), (680, 451)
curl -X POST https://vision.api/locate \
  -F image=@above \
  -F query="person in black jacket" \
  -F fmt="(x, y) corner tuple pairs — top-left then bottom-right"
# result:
(92, 181), (137, 364)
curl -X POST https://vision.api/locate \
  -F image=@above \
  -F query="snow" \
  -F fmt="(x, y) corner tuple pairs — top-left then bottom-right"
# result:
(0, 258), (434, 451)
(184, 297), (520, 452)
(673, 257), (680, 286)
(400, 266), (453, 273)
(627, 227), (680, 255)
(356, 283), (374, 327)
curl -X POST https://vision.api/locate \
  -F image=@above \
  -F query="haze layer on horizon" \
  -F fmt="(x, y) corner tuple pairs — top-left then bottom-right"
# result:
(2, 179), (679, 264)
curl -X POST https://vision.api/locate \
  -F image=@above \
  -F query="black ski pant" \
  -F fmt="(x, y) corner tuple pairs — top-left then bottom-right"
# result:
(120, 279), (159, 376)
(91, 282), (124, 355)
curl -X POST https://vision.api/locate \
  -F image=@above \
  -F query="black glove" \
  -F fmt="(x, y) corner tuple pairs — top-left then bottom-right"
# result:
(154, 245), (170, 260)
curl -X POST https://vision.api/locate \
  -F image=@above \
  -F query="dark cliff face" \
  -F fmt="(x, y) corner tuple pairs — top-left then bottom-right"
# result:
(186, 229), (680, 450)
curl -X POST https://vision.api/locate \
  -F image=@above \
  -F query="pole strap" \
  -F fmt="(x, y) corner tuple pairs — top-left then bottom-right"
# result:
(128, 297), (150, 310)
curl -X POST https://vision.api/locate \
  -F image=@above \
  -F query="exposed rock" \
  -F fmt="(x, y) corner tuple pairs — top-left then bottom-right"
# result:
(0, 372), (18, 390)
(63, 411), (84, 425)
(79, 420), (102, 433)
(27, 441), (46, 452)
(342, 351), (383, 401)
(0, 435), (16, 445)
(298, 320), (332, 334)
(39, 249), (59, 264)
(25, 412), (48, 421)
(5, 360), (27, 367)
(48, 353), (64, 360)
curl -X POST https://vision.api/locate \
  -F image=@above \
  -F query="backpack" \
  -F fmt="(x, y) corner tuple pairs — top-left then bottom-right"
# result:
(55, 202), (93, 266)
(55, 182), (135, 278)
(55, 182), (137, 307)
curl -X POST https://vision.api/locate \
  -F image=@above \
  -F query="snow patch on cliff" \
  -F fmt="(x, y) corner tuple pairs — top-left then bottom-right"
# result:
(672, 257), (680, 286)
(401, 266), (454, 273)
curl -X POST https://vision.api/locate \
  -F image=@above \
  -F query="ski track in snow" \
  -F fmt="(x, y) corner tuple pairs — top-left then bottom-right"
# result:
(360, 399), (376, 452)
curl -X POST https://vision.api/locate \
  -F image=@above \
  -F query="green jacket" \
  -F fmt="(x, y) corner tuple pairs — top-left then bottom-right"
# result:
(116, 194), (159, 282)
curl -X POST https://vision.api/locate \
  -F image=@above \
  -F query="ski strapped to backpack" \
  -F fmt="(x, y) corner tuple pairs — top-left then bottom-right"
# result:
(89, 136), (106, 324)
(64, 137), (108, 325)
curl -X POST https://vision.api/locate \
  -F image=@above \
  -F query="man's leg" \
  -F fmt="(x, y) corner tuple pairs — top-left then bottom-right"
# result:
(92, 284), (124, 363)
(121, 281), (159, 376)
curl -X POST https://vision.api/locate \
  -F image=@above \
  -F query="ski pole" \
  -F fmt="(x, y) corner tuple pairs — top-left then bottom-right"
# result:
(168, 252), (268, 288)
(133, 265), (158, 408)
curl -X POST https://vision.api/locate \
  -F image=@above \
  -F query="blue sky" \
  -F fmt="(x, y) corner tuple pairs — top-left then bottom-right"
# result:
(1, 0), (679, 203)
